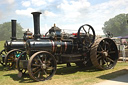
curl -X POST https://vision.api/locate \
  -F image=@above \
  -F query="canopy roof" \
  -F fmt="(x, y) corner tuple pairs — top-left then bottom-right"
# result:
(120, 35), (128, 39)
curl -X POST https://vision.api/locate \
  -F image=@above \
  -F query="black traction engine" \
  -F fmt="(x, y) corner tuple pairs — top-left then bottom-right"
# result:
(16, 12), (119, 81)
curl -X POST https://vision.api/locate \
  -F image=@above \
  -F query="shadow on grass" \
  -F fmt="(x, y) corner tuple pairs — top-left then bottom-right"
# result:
(97, 69), (128, 83)
(0, 65), (5, 71)
(0, 64), (35, 83)
(4, 73), (35, 83)
(2, 64), (101, 83)
(56, 64), (101, 75)
(0, 65), (22, 71)
(0, 65), (17, 71)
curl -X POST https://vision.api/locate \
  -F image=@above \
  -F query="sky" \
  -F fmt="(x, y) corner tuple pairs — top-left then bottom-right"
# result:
(0, 0), (128, 35)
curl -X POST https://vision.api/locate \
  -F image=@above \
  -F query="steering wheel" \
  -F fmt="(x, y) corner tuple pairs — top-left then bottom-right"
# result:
(77, 24), (95, 48)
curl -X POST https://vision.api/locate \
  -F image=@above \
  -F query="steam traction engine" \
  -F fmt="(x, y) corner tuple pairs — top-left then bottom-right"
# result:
(0, 20), (33, 68)
(17, 12), (119, 81)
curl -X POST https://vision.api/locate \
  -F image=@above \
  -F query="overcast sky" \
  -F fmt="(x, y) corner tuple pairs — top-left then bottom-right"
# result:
(0, 0), (128, 35)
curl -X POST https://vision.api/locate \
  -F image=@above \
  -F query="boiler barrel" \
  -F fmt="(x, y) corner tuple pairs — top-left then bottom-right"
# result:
(26, 39), (73, 54)
(4, 40), (25, 51)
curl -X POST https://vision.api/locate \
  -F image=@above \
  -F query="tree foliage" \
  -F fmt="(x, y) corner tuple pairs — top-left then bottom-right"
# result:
(102, 13), (128, 37)
(0, 22), (24, 41)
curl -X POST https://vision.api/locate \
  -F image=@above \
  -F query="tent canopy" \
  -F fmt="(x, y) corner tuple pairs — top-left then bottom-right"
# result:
(116, 35), (128, 39)
(121, 35), (128, 39)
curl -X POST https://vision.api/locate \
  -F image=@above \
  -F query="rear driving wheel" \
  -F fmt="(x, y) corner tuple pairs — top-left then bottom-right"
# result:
(28, 51), (56, 81)
(90, 38), (119, 70)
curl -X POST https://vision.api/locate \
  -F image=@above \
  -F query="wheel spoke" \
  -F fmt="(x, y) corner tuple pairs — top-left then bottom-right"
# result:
(88, 27), (90, 34)
(82, 27), (87, 34)
(47, 66), (54, 70)
(38, 71), (41, 78)
(8, 57), (14, 59)
(99, 45), (104, 51)
(7, 58), (13, 60)
(104, 59), (109, 67)
(32, 67), (40, 72)
(33, 68), (41, 75)
(43, 70), (48, 77)
(106, 61), (109, 67)
(38, 56), (43, 65)
(104, 43), (107, 51)
(32, 64), (41, 67)
(99, 59), (102, 66)
(97, 56), (102, 60)
(8, 60), (14, 62)
(96, 53), (101, 58)
(99, 58), (103, 66)
(13, 52), (16, 58)
(44, 54), (47, 63)
(106, 56), (115, 63)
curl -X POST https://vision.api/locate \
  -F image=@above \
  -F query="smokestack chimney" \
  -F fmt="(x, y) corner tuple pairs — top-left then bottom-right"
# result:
(31, 12), (42, 39)
(11, 20), (17, 40)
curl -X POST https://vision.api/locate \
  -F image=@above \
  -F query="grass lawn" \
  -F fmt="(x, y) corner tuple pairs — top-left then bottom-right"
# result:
(0, 40), (128, 85)
(0, 63), (128, 85)
(0, 41), (5, 51)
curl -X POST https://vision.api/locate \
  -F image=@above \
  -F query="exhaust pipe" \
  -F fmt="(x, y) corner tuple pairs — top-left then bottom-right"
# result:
(31, 12), (42, 39)
(11, 20), (17, 40)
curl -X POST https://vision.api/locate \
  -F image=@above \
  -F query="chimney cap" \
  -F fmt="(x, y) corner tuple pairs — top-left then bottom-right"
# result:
(31, 12), (42, 14)
(11, 19), (16, 21)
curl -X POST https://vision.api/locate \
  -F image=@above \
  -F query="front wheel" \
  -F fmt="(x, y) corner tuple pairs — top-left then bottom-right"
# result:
(5, 49), (22, 69)
(28, 51), (57, 81)
(0, 49), (7, 66)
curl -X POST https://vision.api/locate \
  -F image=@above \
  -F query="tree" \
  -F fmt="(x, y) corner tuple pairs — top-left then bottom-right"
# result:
(102, 13), (128, 37)
(0, 22), (24, 41)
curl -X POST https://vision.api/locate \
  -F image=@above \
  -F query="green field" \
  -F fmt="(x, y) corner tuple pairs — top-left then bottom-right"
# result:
(0, 41), (4, 51)
(0, 41), (128, 85)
